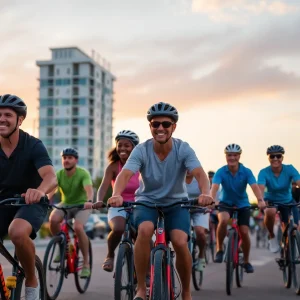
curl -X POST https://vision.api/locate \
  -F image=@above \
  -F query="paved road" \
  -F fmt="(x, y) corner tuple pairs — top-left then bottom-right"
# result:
(2, 236), (299, 299)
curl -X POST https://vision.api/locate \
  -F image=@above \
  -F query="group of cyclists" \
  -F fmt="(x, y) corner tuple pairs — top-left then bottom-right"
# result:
(0, 93), (300, 300)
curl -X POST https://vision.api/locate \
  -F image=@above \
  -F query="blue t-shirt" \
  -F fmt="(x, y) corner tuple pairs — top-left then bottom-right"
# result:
(123, 138), (201, 203)
(257, 164), (300, 203)
(212, 164), (256, 208)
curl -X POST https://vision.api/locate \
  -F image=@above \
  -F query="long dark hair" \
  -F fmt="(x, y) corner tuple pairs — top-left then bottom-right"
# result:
(107, 147), (120, 164)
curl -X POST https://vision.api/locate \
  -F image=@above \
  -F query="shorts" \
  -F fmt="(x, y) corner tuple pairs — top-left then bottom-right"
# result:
(268, 200), (299, 224)
(218, 203), (251, 227)
(52, 203), (91, 225)
(210, 213), (219, 224)
(190, 212), (209, 230)
(0, 203), (48, 240)
(108, 207), (127, 222)
(134, 204), (190, 239)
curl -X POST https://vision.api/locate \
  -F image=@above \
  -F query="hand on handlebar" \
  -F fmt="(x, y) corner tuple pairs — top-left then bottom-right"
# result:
(21, 189), (45, 204)
(257, 199), (266, 210)
(198, 194), (214, 207)
(107, 195), (124, 207)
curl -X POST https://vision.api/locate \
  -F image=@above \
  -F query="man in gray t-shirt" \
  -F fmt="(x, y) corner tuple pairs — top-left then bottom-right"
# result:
(108, 102), (212, 300)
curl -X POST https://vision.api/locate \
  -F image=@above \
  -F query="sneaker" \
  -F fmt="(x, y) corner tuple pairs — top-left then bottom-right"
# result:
(243, 262), (254, 273)
(25, 283), (39, 300)
(53, 254), (61, 263)
(269, 237), (280, 253)
(215, 250), (224, 263)
(196, 258), (206, 272)
(80, 266), (91, 278)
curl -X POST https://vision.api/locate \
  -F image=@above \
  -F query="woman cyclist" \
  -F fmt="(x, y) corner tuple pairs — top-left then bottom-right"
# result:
(258, 145), (300, 253)
(85, 130), (140, 272)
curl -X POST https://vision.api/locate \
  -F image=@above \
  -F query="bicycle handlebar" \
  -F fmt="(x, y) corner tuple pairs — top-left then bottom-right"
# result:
(0, 196), (49, 206)
(214, 204), (258, 211)
(264, 201), (300, 209)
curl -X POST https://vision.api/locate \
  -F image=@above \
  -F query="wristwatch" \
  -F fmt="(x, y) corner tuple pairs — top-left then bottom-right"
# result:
(87, 200), (93, 203)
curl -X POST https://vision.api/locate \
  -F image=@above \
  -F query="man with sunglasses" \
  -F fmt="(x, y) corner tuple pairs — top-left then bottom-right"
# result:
(258, 145), (300, 253)
(210, 144), (265, 273)
(107, 102), (212, 300)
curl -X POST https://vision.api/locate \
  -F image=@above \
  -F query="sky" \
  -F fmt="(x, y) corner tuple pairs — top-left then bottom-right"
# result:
(1, 0), (300, 197)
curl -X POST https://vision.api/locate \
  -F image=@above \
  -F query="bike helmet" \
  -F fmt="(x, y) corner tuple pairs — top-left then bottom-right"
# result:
(224, 143), (242, 154)
(0, 94), (27, 118)
(147, 102), (179, 122)
(115, 130), (140, 146)
(61, 148), (79, 158)
(266, 145), (285, 155)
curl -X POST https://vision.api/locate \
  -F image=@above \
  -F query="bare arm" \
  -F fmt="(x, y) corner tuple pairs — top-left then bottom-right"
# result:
(185, 171), (193, 184)
(251, 184), (264, 201)
(191, 167), (210, 195)
(112, 169), (135, 196)
(47, 187), (58, 203)
(258, 184), (265, 199)
(84, 185), (94, 201)
(96, 164), (114, 203)
(210, 183), (220, 204)
(37, 165), (57, 195)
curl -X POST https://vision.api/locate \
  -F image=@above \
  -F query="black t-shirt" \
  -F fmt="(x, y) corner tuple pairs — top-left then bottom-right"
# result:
(0, 130), (53, 200)
(293, 187), (300, 203)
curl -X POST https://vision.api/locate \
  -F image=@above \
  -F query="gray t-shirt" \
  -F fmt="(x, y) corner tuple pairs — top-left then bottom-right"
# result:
(186, 177), (201, 199)
(123, 138), (201, 203)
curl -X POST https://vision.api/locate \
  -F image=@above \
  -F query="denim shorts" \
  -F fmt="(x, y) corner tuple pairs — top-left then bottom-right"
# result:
(133, 204), (191, 239)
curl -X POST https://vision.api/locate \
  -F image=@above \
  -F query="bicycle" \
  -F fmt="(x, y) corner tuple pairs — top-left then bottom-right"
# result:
(188, 207), (210, 291)
(113, 207), (137, 300)
(43, 204), (92, 300)
(215, 204), (258, 296)
(267, 202), (300, 295)
(121, 198), (199, 300)
(0, 197), (47, 300)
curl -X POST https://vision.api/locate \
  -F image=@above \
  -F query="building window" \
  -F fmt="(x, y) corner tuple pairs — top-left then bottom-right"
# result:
(56, 68), (60, 75)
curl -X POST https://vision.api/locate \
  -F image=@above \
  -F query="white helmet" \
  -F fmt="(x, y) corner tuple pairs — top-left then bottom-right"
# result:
(224, 143), (242, 154)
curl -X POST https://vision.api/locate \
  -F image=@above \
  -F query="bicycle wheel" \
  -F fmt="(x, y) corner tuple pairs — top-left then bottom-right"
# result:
(291, 230), (300, 294)
(114, 243), (135, 300)
(279, 236), (292, 288)
(210, 229), (216, 263)
(192, 242), (203, 291)
(226, 230), (235, 295)
(235, 250), (244, 288)
(14, 255), (46, 300)
(74, 239), (92, 293)
(151, 249), (169, 300)
(43, 235), (66, 300)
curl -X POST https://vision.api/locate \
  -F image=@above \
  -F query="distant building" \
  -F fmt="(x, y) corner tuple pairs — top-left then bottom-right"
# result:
(36, 47), (116, 178)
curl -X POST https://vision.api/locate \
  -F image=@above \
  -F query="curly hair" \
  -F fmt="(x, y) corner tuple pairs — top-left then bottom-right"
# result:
(107, 147), (119, 163)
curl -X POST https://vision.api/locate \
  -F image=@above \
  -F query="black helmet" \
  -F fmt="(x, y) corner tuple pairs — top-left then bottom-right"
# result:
(208, 171), (215, 177)
(147, 102), (179, 122)
(266, 145), (285, 155)
(0, 94), (27, 118)
(115, 130), (140, 146)
(61, 148), (79, 158)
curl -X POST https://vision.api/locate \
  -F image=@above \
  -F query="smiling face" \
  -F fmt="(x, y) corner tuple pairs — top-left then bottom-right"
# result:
(268, 153), (283, 168)
(149, 116), (176, 144)
(0, 108), (23, 138)
(116, 138), (134, 161)
(226, 152), (240, 168)
(62, 155), (78, 170)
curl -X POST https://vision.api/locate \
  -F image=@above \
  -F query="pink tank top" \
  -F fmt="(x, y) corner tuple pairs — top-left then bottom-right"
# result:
(111, 161), (139, 202)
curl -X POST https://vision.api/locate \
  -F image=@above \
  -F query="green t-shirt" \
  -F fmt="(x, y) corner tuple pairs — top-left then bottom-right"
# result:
(57, 167), (93, 205)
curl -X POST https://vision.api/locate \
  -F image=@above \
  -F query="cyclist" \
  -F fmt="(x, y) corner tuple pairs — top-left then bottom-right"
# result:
(0, 94), (57, 300)
(48, 148), (94, 278)
(186, 171), (209, 272)
(85, 130), (140, 272)
(258, 145), (300, 253)
(107, 102), (213, 300)
(211, 143), (265, 273)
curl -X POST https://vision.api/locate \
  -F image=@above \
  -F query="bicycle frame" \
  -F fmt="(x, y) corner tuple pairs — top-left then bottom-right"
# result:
(229, 211), (242, 266)
(0, 243), (25, 300)
(149, 209), (176, 299)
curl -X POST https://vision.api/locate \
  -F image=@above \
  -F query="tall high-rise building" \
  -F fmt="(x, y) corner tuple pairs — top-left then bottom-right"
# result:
(36, 47), (116, 179)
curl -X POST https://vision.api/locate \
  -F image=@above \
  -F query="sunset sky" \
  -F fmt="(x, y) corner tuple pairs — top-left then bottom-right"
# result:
(1, 0), (300, 196)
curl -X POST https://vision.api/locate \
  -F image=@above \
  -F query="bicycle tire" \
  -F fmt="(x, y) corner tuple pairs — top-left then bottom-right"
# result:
(74, 239), (92, 293)
(14, 255), (46, 300)
(291, 230), (300, 294)
(151, 249), (169, 300)
(226, 230), (235, 295)
(114, 243), (135, 300)
(280, 233), (292, 288)
(43, 235), (65, 300)
(235, 244), (243, 287)
(192, 242), (203, 291)
(210, 230), (216, 263)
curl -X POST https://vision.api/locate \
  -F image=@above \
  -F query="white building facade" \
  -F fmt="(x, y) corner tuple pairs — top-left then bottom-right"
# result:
(36, 47), (116, 179)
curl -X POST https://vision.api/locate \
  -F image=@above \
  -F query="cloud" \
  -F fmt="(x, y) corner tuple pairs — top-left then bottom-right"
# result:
(191, 0), (300, 22)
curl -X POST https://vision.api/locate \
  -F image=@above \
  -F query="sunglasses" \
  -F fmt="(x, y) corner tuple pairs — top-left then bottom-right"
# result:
(150, 121), (174, 129)
(269, 154), (283, 159)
